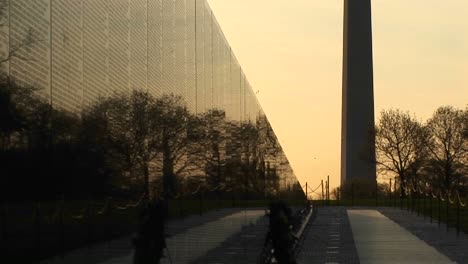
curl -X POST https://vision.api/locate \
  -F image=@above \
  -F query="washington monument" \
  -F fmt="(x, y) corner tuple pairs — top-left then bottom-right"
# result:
(341, 0), (376, 185)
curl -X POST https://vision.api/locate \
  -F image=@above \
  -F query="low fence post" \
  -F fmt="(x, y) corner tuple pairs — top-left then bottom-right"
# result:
(85, 201), (92, 245)
(423, 192), (426, 221)
(456, 196), (460, 237)
(198, 192), (203, 215)
(58, 199), (65, 257)
(321, 180), (324, 206)
(406, 187), (410, 212)
(231, 191), (236, 208)
(429, 192), (433, 223)
(446, 193), (450, 232)
(393, 177), (397, 208)
(1, 202), (6, 244)
(375, 181), (378, 207)
(399, 187), (403, 210)
(178, 197), (183, 217)
(34, 202), (41, 259)
(389, 179), (392, 207)
(438, 194), (441, 227)
(416, 190), (420, 217)
(337, 187), (340, 206)
(105, 198), (111, 241)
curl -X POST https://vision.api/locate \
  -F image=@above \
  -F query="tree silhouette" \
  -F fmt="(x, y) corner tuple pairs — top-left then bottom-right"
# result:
(0, 0), (40, 64)
(374, 109), (429, 197)
(426, 106), (468, 190)
(196, 109), (227, 189)
(151, 94), (195, 198)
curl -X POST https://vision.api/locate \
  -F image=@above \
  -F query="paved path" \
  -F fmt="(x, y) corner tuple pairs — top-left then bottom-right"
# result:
(40, 208), (264, 264)
(348, 210), (455, 264)
(297, 207), (360, 264)
(40, 206), (465, 264)
(379, 207), (468, 263)
(191, 215), (268, 263)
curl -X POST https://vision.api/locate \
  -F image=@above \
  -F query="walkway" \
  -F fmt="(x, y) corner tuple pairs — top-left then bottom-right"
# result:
(39, 206), (466, 263)
(348, 210), (454, 264)
(191, 215), (268, 263)
(297, 207), (360, 264)
(379, 207), (468, 263)
(40, 208), (266, 264)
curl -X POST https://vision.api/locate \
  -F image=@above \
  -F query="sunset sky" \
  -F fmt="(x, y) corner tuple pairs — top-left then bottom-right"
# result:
(207, 0), (468, 192)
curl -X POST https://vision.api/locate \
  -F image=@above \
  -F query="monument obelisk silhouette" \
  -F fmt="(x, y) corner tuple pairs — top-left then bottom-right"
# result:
(341, 0), (376, 185)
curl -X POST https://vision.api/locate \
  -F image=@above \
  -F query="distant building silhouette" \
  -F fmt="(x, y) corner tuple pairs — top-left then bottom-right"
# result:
(341, 0), (376, 185)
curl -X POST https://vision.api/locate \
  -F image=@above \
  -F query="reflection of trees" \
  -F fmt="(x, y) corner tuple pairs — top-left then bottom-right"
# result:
(0, 0), (40, 64)
(1, 78), (305, 201)
(196, 109), (227, 189)
(84, 93), (197, 199)
(0, 79), (108, 199)
(82, 91), (162, 197)
(153, 95), (194, 198)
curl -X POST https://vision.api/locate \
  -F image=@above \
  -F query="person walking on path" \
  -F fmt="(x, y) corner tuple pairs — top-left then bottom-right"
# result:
(133, 198), (168, 264)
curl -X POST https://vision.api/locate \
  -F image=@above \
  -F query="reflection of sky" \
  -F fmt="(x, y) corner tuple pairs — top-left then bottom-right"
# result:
(208, 0), (468, 189)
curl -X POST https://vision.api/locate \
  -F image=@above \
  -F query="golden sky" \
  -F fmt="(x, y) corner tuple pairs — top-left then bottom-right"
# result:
(208, 0), (468, 191)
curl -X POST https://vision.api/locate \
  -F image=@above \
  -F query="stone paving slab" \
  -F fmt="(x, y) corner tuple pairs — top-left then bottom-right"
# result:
(39, 208), (249, 264)
(378, 207), (468, 263)
(297, 207), (360, 264)
(190, 214), (268, 264)
(158, 210), (265, 264)
(348, 210), (454, 264)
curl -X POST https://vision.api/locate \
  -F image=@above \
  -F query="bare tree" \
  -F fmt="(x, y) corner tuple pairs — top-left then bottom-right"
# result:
(374, 109), (429, 197)
(0, 0), (39, 65)
(196, 109), (227, 189)
(82, 91), (161, 197)
(426, 106), (468, 190)
(151, 94), (195, 198)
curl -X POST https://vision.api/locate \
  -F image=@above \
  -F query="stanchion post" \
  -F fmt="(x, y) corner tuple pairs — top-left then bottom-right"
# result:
(199, 192), (203, 215)
(389, 178), (392, 207)
(321, 180), (324, 206)
(59, 199), (65, 257)
(34, 202), (41, 259)
(456, 195), (460, 237)
(423, 190), (426, 221)
(337, 187), (340, 206)
(406, 185), (410, 212)
(438, 193), (441, 227)
(1, 202), (6, 244)
(178, 197), (183, 217)
(86, 201), (92, 245)
(416, 186), (420, 217)
(231, 190), (235, 208)
(351, 183), (355, 207)
(399, 179), (403, 210)
(394, 177), (397, 208)
(305, 182), (308, 201)
(429, 189), (433, 224)
(446, 192), (450, 232)
(105, 198), (111, 242)
(375, 180), (378, 207)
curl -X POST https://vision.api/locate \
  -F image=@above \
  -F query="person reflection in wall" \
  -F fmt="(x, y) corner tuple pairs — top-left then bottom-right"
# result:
(133, 198), (168, 264)
(268, 199), (297, 264)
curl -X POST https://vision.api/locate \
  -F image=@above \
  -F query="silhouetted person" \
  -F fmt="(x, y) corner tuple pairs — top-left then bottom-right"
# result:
(133, 198), (168, 264)
(268, 200), (297, 264)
